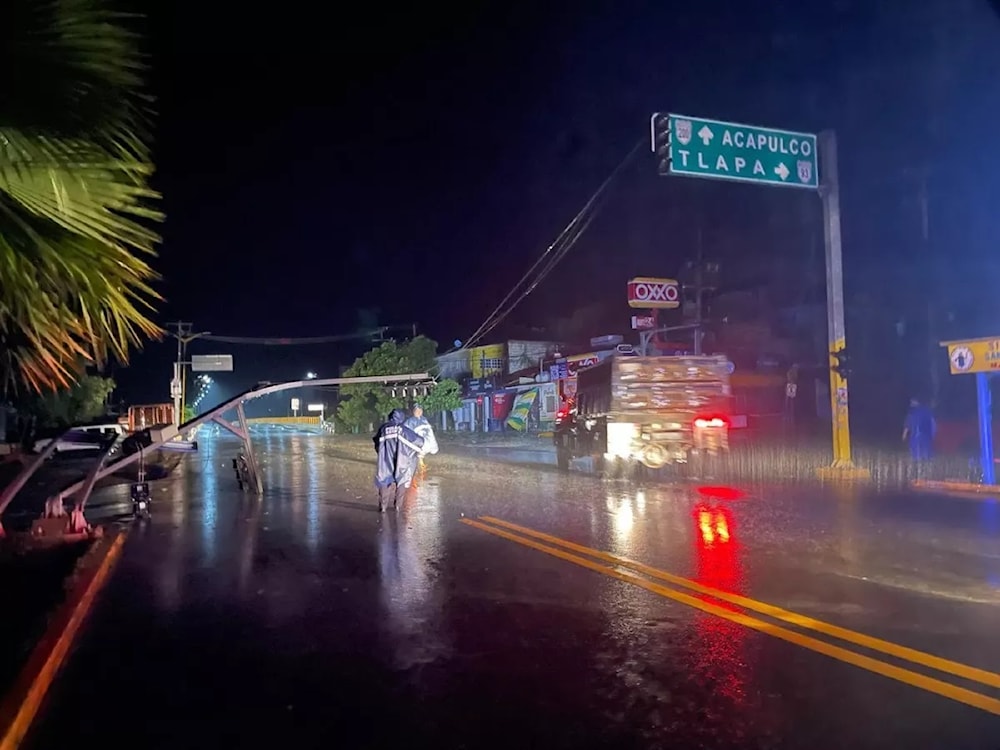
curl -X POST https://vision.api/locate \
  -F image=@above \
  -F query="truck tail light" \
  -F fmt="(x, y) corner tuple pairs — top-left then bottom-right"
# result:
(694, 416), (727, 429)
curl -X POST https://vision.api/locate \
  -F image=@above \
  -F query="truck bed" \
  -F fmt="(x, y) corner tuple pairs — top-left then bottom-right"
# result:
(576, 355), (731, 419)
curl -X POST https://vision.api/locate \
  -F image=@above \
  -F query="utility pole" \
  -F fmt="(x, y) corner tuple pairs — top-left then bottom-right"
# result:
(817, 131), (863, 476)
(680, 230), (718, 356)
(165, 322), (211, 427)
(694, 225), (704, 355)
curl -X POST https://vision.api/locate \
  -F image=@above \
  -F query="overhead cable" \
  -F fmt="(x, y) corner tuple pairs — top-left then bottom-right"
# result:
(201, 329), (386, 346)
(462, 138), (643, 350)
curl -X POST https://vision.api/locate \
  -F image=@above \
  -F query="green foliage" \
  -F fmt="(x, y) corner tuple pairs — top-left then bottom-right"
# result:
(0, 0), (163, 392)
(32, 374), (115, 428)
(183, 404), (197, 423)
(422, 379), (461, 415)
(337, 336), (460, 430)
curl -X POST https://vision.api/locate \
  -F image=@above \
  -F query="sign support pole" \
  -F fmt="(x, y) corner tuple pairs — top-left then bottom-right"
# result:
(166, 322), (212, 426)
(977, 372), (995, 485)
(941, 337), (1000, 486)
(817, 131), (866, 478)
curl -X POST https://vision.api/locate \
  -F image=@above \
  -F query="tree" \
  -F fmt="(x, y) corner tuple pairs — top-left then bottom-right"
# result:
(0, 1), (163, 394)
(31, 375), (115, 429)
(337, 336), (462, 430)
(422, 379), (461, 416)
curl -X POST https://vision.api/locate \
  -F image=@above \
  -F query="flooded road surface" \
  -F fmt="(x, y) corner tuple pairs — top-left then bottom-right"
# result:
(26, 429), (1000, 749)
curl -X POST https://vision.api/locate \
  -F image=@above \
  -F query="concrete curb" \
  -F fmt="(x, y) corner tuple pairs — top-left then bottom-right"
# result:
(0, 529), (127, 750)
(911, 479), (1000, 497)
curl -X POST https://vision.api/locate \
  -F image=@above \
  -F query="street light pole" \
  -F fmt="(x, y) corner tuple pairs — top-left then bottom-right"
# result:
(166, 322), (212, 426)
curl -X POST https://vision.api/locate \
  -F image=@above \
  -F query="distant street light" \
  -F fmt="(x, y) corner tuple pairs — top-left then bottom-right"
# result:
(305, 371), (317, 380)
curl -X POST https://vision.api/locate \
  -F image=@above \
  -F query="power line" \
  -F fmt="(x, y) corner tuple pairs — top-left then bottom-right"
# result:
(201, 330), (385, 346)
(462, 138), (644, 350)
(197, 325), (416, 346)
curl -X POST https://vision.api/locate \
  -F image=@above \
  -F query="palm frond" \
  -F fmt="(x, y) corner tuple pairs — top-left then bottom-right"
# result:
(0, 204), (162, 390)
(0, 0), (164, 391)
(0, 129), (162, 249)
(1, 0), (153, 146)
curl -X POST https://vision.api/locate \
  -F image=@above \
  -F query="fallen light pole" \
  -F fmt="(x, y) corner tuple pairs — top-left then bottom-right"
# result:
(0, 433), (67, 538)
(11, 373), (433, 536)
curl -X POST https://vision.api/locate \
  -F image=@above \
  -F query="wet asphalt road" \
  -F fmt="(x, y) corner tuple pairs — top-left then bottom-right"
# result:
(25, 427), (1000, 749)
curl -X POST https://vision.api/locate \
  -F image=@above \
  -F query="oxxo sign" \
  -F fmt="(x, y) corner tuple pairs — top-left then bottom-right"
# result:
(627, 277), (680, 309)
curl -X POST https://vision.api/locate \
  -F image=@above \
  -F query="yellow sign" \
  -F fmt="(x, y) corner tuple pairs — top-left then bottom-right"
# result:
(941, 337), (1000, 375)
(469, 344), (505, 378)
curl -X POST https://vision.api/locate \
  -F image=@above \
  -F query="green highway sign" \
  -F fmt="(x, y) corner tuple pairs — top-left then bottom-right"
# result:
(663, 113), (819, 189)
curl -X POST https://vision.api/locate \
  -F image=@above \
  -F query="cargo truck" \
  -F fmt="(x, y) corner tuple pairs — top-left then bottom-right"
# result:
(553, 355), (732, 472)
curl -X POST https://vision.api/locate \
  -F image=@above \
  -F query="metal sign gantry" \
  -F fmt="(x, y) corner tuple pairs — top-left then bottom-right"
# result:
(0, 373), (431, 535)
(652, 113), (865, 478)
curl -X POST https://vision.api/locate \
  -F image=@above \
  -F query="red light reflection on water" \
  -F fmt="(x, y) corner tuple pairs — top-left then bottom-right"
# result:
(694, 504), (741, 607)
(692, 502), (749, 707)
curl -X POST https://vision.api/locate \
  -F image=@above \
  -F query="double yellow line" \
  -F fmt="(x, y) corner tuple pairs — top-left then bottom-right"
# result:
(462, 515), (1000, 716)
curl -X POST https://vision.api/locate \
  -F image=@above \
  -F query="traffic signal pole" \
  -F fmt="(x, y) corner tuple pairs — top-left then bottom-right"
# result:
(818, 132), (866, 477)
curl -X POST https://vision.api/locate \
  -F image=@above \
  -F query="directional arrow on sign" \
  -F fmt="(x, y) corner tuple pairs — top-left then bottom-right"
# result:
(698, 125), (714, 145)
(774, 162), (790, 181)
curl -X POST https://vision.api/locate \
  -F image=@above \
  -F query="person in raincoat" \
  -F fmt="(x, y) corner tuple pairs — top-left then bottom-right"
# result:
(902, 397), (936, 470)
(405, 404), (438, 480)
(373, 409), (424, 512)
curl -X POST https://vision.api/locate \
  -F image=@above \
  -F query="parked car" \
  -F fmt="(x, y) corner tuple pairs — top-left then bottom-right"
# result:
(33, 422), (126, 457)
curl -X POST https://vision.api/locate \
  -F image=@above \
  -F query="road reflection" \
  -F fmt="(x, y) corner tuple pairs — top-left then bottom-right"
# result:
(305, 438), (321, 553)
(377, 476), (449, 674)
(236, 495), (263, 598)
(154, 453), (192, 614)
(691, 498), (750, 709)
(606, 489), (647, 555)
(201, 438), (219, 565)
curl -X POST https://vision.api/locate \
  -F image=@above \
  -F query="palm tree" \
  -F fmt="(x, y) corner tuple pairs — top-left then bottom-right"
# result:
(0, 0), (163, 394)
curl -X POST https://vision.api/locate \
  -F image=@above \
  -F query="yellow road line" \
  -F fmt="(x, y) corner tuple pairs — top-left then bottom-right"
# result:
(461, 518), (1000, 716)
(0, 531), (128, 750)
(478, 515), (1000, 691)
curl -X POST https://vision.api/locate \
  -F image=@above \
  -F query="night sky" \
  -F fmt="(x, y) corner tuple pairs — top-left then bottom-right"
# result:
(117, 0), (1000, 406)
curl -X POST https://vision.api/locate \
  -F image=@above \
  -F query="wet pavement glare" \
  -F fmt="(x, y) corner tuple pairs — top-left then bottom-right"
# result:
(25, 427), (1000, 749)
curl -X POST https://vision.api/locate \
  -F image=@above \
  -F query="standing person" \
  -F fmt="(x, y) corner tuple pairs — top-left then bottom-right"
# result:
(405, 404), (438, 481)
(902, 397), (936, 473)
(373, 409), (424, 513)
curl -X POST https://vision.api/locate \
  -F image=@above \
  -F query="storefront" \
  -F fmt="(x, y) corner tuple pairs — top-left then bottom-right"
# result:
(550, 350), (615, 402)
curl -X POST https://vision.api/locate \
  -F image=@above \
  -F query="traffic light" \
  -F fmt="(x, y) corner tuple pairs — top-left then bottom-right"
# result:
(650, 112), (671, 175)
(831, 349), (852, 380)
